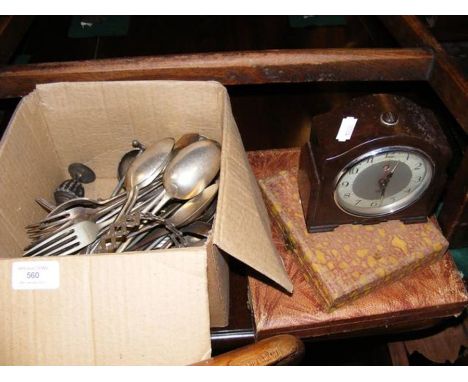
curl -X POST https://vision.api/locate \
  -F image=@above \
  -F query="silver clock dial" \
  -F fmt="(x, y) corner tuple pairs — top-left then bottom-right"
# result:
(334, 147), (433, 217)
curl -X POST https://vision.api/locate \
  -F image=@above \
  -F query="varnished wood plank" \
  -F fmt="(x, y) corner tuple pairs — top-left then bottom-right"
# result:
(380, 16), (468, 134)
(0, 48), (433, 98)
(380, 16), (468, 248)
(438, 151), (468, 247)
(387, 342), (410, 366)
(403, 314), (468, 364)
(0, 16), (34, 64)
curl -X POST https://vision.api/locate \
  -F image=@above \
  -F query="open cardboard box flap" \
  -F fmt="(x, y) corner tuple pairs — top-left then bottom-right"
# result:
(213, 94), (293, 293)
(0, 80), (291, 365)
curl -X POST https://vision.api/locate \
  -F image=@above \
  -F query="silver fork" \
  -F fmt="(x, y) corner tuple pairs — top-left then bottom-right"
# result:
(23, 183), (167, 257)
(23, 202), (155, 256)
(26, 202), (119, 240)
(23, 220), (106, 257)
(26, 182), (162, 240)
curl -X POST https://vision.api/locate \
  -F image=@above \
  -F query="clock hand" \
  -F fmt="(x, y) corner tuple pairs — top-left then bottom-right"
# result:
(377, 177), (388, 206)
(378, 161), (400, 206)
(379, 180), (388, 206)
(379, 192), (385, 206)
(389, 161), (400, 176)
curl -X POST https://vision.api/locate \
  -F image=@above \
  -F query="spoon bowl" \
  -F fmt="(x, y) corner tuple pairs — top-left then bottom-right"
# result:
(149, 139), (221, 214)
(116, 137), (175, 220)
(140, 139), (221, 216)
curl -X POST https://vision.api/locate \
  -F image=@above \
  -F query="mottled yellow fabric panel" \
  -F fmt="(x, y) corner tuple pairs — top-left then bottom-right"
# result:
(259, 170), (449, 310)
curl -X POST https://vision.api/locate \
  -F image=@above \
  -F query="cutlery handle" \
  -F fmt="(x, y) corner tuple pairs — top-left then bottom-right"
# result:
(150, 192), (171, 215)
(115, 186), (138, 221)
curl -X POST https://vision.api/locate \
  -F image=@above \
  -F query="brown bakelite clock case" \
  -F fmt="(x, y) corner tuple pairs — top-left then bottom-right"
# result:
(298, 94), (451, 233)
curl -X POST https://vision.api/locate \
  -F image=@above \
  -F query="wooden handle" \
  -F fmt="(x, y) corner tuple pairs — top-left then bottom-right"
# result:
(191, 335), (304, 366)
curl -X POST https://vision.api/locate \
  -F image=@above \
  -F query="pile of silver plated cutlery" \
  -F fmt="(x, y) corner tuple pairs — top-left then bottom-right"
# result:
(23, 134), (221, 257)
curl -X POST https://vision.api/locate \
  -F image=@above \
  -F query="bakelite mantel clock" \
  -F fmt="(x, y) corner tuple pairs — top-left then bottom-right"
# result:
(298, 94), (451, 233)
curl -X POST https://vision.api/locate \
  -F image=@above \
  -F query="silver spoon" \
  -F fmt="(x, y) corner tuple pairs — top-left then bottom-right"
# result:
(145, 139), (221, 216)
(173, 133), (206, 152)
(110, 140), (146, 197)
(115, 137), (175, 221)
(50, 135), (201, 217)
(180, 220), (212, 238)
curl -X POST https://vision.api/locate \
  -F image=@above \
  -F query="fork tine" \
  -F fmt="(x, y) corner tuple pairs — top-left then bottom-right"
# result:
(44, 239), (83, 257)
(23, 226), (76, 257)
(27, 219), (68, 235)
(27, 226), (60, 237)
(25, 210), (71, 229)
(47, 221), (99, 256)
(28, 212), (78, 231)
(24, 221), (74, 250)
(31, 232), (78, 257)
(27, 225), (65, 241)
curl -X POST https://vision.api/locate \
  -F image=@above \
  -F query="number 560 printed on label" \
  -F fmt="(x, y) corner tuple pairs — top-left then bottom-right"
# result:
(11, 261), (60, 290)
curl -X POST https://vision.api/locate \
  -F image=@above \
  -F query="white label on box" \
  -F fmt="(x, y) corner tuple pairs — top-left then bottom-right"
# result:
(336, 117), (358, 142)
(12, 261), (60, 290)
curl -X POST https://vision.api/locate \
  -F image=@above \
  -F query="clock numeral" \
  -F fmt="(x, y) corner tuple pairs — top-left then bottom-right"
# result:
(366, 156), (374, 164)
(341, 181), (349, 187)
(406, 153), (410, 161)
(414, 162), (423, 170)
(343, 192), (351, 199)
(370, 201), (379, 207)
(348, 167), (359, 175)
(405, 188), (412, 194)
(354, 199), (362, 206)
(416, 176), (423, 182)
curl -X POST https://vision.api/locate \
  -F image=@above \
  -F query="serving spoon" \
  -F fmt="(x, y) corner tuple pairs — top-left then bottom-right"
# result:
(144, 139), (221, 216)
(115, 137), (175, 221)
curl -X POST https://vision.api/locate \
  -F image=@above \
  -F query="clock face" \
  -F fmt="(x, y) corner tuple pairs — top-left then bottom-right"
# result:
(334, 147), (434, 217)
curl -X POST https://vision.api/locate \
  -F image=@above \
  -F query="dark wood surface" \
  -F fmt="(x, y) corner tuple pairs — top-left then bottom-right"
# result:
(0, 16), (34, 65)
(380, 16), (468, 249)
(212, 267), (464, 353)
(438, 152), (468, 247)
(0, 48), (433, 98)
(380, 16), (468, 134)
(11, 16), (379, 63)
(423, 16), (468, 42)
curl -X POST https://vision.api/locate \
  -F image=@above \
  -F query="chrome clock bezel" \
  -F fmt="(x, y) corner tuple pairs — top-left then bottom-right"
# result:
(333, 146), (434, 218)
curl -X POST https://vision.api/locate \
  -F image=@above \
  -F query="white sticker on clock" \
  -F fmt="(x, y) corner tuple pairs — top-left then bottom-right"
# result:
(12, 261), (60, 290)
(336, 116), (358, 142)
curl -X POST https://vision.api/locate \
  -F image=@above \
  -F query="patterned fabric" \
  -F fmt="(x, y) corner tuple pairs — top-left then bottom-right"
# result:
(259, 170), (449, 310)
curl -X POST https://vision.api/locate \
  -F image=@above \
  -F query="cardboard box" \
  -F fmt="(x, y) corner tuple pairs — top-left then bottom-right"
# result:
(0, 81), (292, 365)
